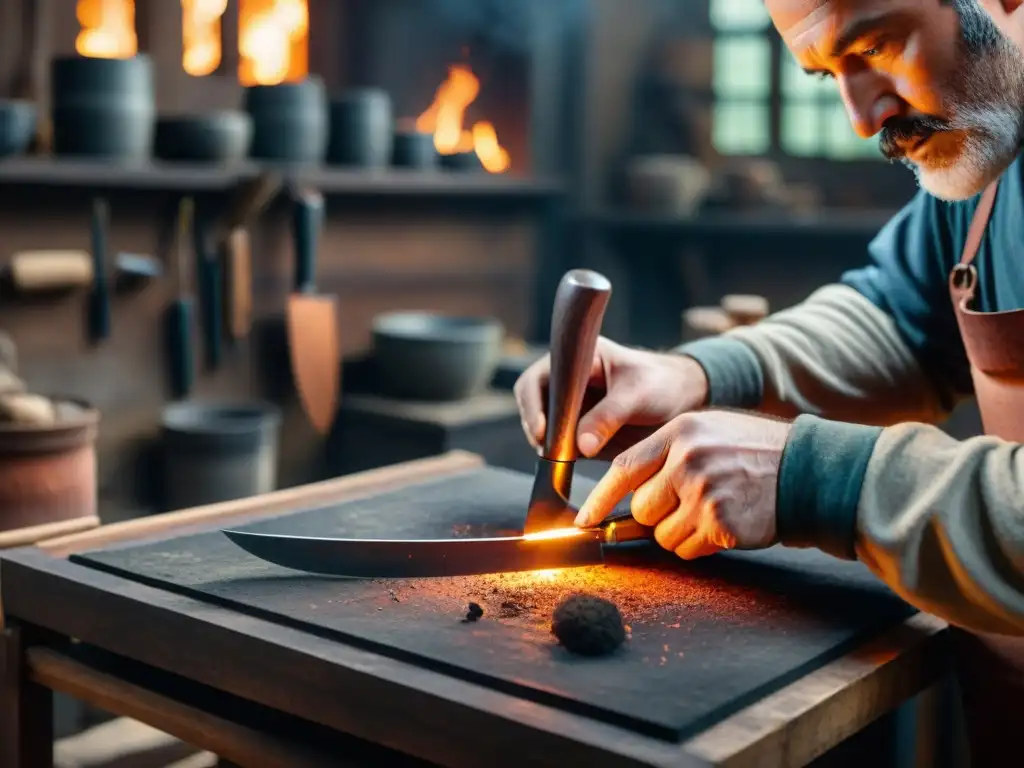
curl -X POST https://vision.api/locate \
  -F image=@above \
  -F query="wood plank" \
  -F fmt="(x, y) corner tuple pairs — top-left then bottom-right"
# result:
(28, 647), (344, 768)
(37, 450), (483, 558)
(1, 551), (692, 768)
(0, 451), (482, 632)
(0, 625), (54, 768)
(0, 547), (947, 767)
(682, 613), (949, 767)
(0, 516), (100, 550)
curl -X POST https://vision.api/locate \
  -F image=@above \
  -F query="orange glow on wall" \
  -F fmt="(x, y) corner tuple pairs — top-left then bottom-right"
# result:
(76, 0), (138, 59)
(182, 0), (228, 76)
(238, 0), (309, 86)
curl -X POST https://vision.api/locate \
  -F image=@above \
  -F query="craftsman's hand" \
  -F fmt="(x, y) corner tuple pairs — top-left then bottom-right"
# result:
(514, 337), (709, 460)
(978, 0), (1024, 51)
(576, 410), (790, 559)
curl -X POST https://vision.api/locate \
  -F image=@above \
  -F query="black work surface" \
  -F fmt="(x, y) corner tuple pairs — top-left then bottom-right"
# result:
(70, 465), (914, 742)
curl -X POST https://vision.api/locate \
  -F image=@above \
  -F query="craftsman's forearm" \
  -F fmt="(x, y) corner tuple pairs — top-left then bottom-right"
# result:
(679, 284), (957, 424)
(855, 423), (1024, 635)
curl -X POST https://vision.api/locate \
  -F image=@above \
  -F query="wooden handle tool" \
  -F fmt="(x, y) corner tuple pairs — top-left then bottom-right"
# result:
(7, 250), (92, 292)
(166, 198), (195, 399)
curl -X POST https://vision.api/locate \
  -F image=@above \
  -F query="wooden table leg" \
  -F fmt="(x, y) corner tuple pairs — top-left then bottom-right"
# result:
(1, 625), (54, 768)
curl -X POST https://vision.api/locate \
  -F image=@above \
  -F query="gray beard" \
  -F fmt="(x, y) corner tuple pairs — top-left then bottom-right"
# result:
(905, 12), (1024, 201)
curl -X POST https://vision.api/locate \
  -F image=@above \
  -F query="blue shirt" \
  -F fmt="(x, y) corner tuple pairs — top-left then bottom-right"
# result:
(843, 153), (1024, 402)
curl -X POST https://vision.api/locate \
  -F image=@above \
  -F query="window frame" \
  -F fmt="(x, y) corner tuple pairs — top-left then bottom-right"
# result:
(711, 11), (882, 163)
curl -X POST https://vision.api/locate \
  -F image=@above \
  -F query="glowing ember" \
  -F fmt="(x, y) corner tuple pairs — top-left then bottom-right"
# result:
(238, 0), (309, 86)
(415, 62), (511, 174)
(372, 551), (770, 637)
(521, 527), (584, 542)
(76, 0), (138, 59)
(181, 0), (228, 76)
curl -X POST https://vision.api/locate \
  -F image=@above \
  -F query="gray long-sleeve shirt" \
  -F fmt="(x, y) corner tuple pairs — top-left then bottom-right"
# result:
(677, 154), (1024, 636)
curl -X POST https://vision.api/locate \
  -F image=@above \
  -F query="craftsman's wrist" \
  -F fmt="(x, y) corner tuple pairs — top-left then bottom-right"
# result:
(673, 337), (764, 409)
(775, 415), (882, 561)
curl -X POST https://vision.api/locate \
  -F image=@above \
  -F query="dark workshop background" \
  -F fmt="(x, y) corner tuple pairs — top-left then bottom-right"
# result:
(0, 0), (978, 519)
(0, 2), (975, 764)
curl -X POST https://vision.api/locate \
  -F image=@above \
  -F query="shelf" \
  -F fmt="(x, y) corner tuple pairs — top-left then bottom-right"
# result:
(582, 207), (898, 238)
(0, 158), (563, 199)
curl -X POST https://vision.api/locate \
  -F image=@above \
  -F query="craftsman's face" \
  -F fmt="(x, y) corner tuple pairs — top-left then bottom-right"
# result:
(765, 0), (1024, 200)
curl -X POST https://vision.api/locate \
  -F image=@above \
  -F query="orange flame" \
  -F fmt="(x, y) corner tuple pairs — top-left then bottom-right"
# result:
(238, 0), (309, 86)
(76, 0), (138, 59)
(415, 63), (511, 174)
(522, 528), (585, 541)
(182, 0), (227, 76)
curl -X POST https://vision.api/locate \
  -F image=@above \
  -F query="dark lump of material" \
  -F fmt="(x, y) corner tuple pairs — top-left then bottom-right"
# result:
(464, 601), (484, 622)
(551, 594), (626, 657)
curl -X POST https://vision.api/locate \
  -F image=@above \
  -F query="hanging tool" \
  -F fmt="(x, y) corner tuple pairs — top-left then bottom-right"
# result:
(286, 187), (340, 435)
(216, 173), (283, 346)
(4, 250), (161, 294)
(87, 198), (111, 343)
(222, 269), (659, 579)
(193, 201), (223, 370)
(6, 250), (93, 292)
(166, 197), (195, 399)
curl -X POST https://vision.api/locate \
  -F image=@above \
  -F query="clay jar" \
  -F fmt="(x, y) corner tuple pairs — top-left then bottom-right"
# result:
(0, 399), (99, 533)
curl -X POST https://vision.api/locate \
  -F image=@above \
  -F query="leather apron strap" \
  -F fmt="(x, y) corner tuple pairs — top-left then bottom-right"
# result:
(949, 181), (1000, 307)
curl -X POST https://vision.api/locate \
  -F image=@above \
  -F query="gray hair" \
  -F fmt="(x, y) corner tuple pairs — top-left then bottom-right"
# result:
(949, 0), (1003, 52)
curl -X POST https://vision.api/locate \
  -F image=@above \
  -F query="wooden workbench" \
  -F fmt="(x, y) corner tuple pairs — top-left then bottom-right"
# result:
(0, 451), (950, 768)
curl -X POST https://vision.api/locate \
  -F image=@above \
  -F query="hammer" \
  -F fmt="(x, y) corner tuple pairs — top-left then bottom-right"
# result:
(522, 269), (612, 535)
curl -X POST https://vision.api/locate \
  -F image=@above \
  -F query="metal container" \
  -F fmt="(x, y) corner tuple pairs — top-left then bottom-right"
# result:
(154, 111), (252, 163)
(0, 398), (98, 533)
(50, 54), (156, 160)
(327, 89), (393, 168)
(244, 77), (328, 164)
(372, 312), (505, 401)
(160, 401), (281, 511)
(392, 130), (438, 169)
(0, 99), (36, 158)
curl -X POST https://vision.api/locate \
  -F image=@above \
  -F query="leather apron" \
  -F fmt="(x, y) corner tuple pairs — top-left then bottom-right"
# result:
(947, 178), (1024, 767)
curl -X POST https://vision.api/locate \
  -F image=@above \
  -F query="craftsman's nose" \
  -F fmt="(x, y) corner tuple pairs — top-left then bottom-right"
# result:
(836, 70), (901, 138)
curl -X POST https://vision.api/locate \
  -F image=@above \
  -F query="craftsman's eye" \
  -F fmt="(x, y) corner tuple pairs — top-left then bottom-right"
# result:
(813, 71), (834, 81)
(859, 34), (898, 59)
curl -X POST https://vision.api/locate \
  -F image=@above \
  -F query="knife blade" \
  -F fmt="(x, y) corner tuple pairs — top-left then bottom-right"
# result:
(222, 514), (654, 579)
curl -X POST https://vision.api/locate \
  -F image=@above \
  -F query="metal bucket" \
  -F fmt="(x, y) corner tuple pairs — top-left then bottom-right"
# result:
(160, 401), (281, 511)
(244, 77), (328, 164)
(50, 54), (156, 160)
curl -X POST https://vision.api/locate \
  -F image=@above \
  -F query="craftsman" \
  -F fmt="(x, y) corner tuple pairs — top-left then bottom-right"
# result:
(515, 1), (1024, 763)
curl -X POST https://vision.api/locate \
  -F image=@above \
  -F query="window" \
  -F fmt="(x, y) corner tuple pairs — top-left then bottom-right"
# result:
(710, 0), (772, 155)
(710, 0), (881, 159)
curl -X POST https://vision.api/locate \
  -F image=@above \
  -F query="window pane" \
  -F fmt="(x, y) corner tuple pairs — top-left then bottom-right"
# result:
(713, 36), (771, 97)
(823, 100), (882, 159)
(780, 50), (832, 98)
(781, 102), (822, 156)
(710, 0), (770, 31)
(713, 100), (770, 154)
